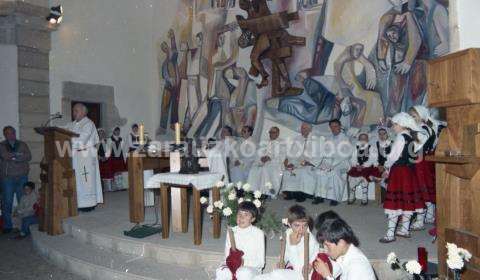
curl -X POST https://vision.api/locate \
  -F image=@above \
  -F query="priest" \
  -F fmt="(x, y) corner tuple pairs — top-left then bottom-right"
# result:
(282, 123), (319, 202)
(247, 127), (285, 197)
(315, 119), (353, 206)
(64, 103), (103, 211)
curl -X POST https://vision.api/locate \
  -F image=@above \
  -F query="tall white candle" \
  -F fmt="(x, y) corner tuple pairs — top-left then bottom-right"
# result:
(175, 123), (181, 145)
(139, 123), (145, 145)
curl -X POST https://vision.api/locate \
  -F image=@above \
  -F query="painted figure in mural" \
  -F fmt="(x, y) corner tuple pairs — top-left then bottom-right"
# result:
(374, 0), (428, 117)
(334, 44), (384, 127)
(158, 29), (179, 133)
(419, 0), (449, 57)
(237, 0), (305, 96)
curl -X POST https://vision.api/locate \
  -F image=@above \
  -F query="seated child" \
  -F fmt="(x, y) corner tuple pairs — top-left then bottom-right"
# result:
(255, 205), (319, 280)
(216, 201), (265, 280)
(13, 181), (39, 238)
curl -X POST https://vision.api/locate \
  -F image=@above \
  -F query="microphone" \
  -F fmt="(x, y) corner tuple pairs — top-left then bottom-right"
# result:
(43, 112), (63, 127)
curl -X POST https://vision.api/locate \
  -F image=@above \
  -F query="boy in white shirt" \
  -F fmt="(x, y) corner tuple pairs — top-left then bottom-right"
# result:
(216, 201), (265, 280)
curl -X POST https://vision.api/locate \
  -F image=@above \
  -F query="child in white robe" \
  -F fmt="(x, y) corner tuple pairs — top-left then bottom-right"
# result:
(216, 201), (265, 280)
(255, 205), (319, 280)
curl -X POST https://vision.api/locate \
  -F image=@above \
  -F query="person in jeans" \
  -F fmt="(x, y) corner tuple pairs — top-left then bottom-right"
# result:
(13, 181), (38, 238)
(0, 126), (31, 234)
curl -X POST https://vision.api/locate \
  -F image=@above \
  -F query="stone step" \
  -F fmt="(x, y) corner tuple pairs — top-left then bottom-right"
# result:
(31, 228), (210, 280)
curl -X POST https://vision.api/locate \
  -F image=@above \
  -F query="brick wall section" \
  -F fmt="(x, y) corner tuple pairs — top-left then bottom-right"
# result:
(0, 0), (51, 182)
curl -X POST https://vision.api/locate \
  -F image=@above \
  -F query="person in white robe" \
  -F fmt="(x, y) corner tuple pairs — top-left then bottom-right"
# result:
(229, 126), (256, 184)
(206, 126), (236, 183)
(315, 119), (353, 206)
(64, 103), (103, 209)
(247, 127), (285, 197)
(282, 123), (319, 202)
(314, 218), (375, 280)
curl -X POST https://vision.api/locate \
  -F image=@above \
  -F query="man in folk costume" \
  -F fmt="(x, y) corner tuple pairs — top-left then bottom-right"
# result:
(408, 105), (442, 230)
(346, 131), (381, 205)
(315, 119), (353, 206)
(229, 126), (256, 184)
(282, 123), (319, 203)
(64, 103), (103, 211)
(379, 112), (424, 243)
(247, 127), (286, 197)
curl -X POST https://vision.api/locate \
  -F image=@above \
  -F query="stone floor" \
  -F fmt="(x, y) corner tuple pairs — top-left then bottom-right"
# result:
(74, 191), (438, 262)
(0, 232), (82, 280)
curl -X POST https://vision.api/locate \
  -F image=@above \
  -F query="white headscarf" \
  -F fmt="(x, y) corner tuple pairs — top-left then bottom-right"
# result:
(413, 105), (430, 121)
(391, 112), (422, 131)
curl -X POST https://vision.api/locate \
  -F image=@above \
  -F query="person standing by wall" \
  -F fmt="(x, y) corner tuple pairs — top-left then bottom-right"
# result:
(0, 126), (31, 234)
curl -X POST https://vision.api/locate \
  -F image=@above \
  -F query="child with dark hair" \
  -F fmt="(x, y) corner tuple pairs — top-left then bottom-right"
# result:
(314, 211), (342, 233)
(314, 219), (375, 280)
(255, 205), (318, 280)
(12, 181), (39, 238)
(216, 201), (265, 280)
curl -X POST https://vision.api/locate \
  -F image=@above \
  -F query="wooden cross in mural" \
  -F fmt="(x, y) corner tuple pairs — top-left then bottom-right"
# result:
(81, 166), (89, 182)
(236, 0), (305, 98)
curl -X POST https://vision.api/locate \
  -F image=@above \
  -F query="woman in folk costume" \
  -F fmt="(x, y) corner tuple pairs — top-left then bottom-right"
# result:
(375, 127), (393, 191)
(127, 123), (140, 152)
(379, 112), (425, 243)
(408, 105), (443, 230)
(346, 131), (382, 205)
(216, 201), (265, 280)
(106, 127), (127, 190)
(255, 205), (319, 280)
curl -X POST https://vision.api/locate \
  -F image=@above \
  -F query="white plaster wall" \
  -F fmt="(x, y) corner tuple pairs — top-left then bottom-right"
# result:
(449, 0), (480, 51)
(49, 0), (175, 139)
(0, 45), (19, 135)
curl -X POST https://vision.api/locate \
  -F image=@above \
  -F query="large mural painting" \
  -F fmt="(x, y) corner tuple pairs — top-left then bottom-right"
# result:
(156, 0), (449, 138)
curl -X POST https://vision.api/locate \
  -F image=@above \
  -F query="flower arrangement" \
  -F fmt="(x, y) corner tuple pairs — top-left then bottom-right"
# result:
(200, 181), (282, 234)
(387, 252), (424, 280)
(446, 243), (472, 280)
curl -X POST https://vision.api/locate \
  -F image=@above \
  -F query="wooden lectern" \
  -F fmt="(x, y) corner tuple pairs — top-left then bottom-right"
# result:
(35, 127), (79, 235)
(427, 48), (480, 279)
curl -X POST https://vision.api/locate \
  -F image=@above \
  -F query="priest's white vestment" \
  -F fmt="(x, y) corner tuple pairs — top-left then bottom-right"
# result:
(229, 136), (256, 184)
(247, 139), (285, 195)
(315, 133), (353, 201)
(282, 134), (320, 196)
(64, 117), (103, 208)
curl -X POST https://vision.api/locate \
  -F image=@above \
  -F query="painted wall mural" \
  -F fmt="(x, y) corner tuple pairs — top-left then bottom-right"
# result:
(156, 0), (449, 138)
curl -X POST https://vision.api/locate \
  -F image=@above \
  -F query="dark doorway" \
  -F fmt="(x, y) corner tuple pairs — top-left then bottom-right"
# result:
(71, 101), (102, 128)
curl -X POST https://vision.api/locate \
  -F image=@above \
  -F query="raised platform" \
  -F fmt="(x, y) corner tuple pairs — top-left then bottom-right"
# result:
(32, 191), (437, 280)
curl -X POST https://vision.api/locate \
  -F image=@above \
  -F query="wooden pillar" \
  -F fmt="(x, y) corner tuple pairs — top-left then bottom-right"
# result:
(128, 153), (144, 223)
(212, 186), (221, 239)
(160, 183), (170, 239)
(193, 188), (202, 245)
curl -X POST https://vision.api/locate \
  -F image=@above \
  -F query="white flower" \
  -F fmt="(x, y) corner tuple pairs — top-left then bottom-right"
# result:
(236, 181), (243, 189)
(282, 218), (289, 226)
(213, 200), (224, 209)
(227, 182), (234, 188)
(265, 182), (273, 189)
(253, 190), (262, 199)
(242, 183), (251, 191)
(447, 254), (465, 270)
(238, 198), (244, 204)
(405, 260), (422, 275)
(458, 248), (472, 261)
(200, 196), (208, 205)
(253, 199), (262, 208)
(206, 205), (214, 214)
(216, 181), (225, 188)
(228, 192), (236, 201)
(222, 207), (233, 217)
(386, 252), (398, 265)
(245, 198), (251, 202)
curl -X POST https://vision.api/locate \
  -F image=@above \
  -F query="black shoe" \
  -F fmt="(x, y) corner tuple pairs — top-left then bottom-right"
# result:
(329, 200), (339, 206)
(78, 206), (96, 212)
(282, 191), (295, 200)
(2, 228), (12, 234)
(312, 197), (324, 205)
(295, 193), (306, 203)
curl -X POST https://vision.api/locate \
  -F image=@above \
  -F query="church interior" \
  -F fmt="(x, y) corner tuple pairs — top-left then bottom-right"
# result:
(0, 0), (480, 279)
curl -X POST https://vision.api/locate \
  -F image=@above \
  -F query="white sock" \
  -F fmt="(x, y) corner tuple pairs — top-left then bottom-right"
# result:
(399, 213), (412, 234)
(426, 203), (435, 222)
(386, 213), (400, 239)
(361, 182), (368, 202)
(412, 211), (425, 228)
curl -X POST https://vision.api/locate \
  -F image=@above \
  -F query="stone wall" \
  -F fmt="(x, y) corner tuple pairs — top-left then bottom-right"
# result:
(0, 0), (52, 182)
